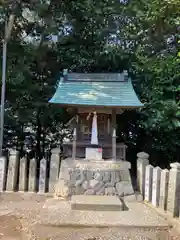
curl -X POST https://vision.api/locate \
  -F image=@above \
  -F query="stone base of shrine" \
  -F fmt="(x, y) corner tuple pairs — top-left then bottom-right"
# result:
(54, 158), (134, 198)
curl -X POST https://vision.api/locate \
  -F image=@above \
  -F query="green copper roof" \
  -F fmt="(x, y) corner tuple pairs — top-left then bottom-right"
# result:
(49, 71), (143, 108)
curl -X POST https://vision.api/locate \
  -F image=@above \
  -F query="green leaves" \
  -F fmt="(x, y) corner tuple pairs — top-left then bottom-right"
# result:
(0, 0), (179, 162)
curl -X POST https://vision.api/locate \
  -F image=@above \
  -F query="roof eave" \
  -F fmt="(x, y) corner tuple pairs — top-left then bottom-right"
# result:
(48, 101), (144, 109)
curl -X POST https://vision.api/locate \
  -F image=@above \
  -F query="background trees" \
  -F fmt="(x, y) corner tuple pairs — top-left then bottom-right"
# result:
(0, 0), (179, 166)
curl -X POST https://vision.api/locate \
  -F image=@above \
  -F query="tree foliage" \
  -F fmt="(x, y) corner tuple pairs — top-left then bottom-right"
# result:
(0, 0), (179, 165)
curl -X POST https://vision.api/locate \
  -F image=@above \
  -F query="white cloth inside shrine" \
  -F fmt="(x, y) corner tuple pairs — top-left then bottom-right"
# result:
(91, 111), (98, 145)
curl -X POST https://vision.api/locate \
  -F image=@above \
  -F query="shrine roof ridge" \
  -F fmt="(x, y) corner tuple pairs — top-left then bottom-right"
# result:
(63, 71), (128, 82)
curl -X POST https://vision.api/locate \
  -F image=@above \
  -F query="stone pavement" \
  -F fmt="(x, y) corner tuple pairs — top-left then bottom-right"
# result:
(0, 192), (178, 240)
(32, 224), (171, 240)
(30, 197), (173, 239)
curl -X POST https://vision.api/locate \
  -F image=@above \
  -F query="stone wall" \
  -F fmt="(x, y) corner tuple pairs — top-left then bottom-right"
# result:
(55, 159), (134, 197)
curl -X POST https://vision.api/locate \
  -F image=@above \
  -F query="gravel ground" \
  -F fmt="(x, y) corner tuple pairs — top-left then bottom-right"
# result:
(0, 192), (49, 240)
(0, 193), (179, 240)
(0, 215), (23, 239)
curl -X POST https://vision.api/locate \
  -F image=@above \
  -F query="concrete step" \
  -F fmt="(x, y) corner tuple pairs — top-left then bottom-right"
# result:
(71, 195), (124, 211)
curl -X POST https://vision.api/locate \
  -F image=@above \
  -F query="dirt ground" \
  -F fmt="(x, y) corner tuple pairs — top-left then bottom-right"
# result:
(0, 192), (49, 240)
(0, 193), (179, 240)
(0, 215), (23, 239)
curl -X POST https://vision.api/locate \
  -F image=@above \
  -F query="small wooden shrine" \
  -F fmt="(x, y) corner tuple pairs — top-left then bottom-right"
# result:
(49, 70), (143, 161)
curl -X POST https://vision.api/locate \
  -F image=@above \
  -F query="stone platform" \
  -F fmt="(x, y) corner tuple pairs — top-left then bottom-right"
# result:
(71, 195), (124, 211)
(0, 192), (174, 240)
(55, 159), (134, 198)
(38, 198), (171, 228)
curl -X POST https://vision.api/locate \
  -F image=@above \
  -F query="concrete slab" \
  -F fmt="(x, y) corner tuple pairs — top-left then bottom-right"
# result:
(71, 195), (123, 211)
(38, 198), (171, 228)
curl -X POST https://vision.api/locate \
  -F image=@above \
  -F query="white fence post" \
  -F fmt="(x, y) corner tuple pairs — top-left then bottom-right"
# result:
(167, 162), (180, 217)
(152, 166), (162, 207)
(159, 169), (169, 210)
(144, 165), (153, 202)
(28, 158), (37, 192)
(49, 148), (60, 193)
(39, 158), (47, 193)
(137, 152), (149, 198)
(0, 157), (6, 191)
(19, 157), (28, 192)
(6, 149), (19, 191)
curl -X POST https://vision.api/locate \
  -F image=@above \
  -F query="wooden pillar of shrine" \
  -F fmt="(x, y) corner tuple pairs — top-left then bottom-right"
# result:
(112, 109), (116, 160)
(72, 115), (78, 160)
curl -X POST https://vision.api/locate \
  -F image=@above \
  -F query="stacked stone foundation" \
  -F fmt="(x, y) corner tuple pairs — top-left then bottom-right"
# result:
(55, 159), (134, 197)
